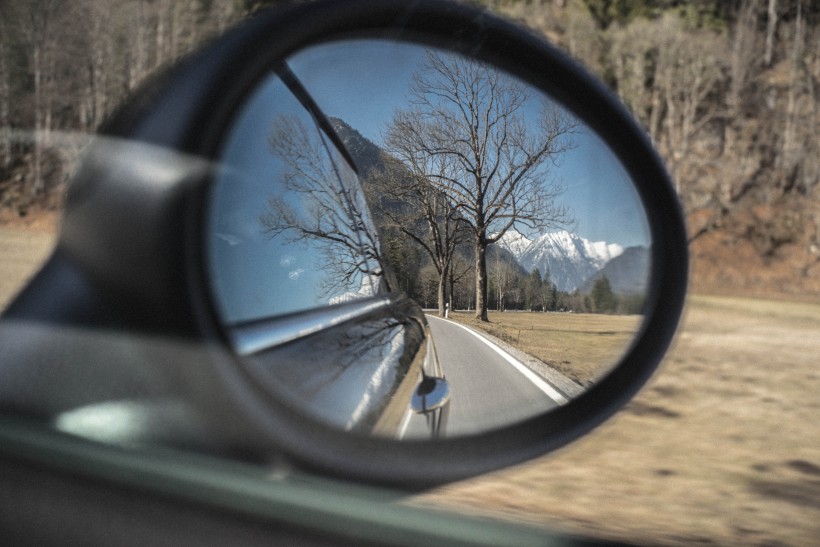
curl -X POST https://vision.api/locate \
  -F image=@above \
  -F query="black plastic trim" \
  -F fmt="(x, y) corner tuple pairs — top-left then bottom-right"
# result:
(4, 0), (688, 488)
(184, 0), (687, 487)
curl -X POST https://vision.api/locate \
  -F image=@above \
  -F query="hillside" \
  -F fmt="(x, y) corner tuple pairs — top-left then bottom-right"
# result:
(490, 0), (820, 300)
(1, 1), (818, 299)
(579, 246), (650, 294)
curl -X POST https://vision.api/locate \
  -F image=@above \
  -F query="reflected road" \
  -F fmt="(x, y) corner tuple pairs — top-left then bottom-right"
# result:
(402, 315), (566, 438)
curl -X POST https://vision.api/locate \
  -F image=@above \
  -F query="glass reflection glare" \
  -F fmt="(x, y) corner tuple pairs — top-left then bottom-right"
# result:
(209, 75), (387, 324)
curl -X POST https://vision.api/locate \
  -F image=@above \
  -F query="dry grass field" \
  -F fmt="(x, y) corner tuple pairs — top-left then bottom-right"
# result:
(447, 310), (643, 387)
(414, 295), (820, 545)
(2, 223), (818, 545)
(0, 223), (57, 311)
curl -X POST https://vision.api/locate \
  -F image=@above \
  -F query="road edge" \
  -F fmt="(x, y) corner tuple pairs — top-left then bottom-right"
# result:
(426, 314), (583, 401)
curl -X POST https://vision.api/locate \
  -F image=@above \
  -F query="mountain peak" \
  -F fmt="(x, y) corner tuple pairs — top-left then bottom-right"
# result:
(496, 230), (625, 292)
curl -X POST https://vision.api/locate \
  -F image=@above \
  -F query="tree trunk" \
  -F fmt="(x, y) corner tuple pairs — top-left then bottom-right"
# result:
(0, 29), (10, 170)
(128, 0), (149, 90)
(727, 0), (758, 157)
(474, 238), (489, 322)
(448, 265), (457, 313)
(87, 9), (109, 131)
(31, 42), (43, 199)
(765, 0), (778, 67)
(779, 1), (803, 174)
(437, 260), (449, 317)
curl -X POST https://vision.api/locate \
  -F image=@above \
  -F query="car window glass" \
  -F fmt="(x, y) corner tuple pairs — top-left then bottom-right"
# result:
(208, 73), (385, 325)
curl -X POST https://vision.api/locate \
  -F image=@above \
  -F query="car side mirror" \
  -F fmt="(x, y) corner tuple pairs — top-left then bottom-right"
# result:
(0, 0), (687, 487)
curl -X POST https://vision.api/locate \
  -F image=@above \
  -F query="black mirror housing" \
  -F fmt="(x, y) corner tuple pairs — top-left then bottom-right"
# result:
(0, 0), (687, 487)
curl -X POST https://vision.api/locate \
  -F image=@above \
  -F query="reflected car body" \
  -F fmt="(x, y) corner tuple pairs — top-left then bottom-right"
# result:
(209, 60), (450, 438)
(233, 293), (449, 438)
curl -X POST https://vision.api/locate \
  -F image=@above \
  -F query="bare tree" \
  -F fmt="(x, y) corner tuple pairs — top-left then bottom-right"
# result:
(765, 0), (779, 67)
(260, 114), (389, 300)
(490, 249), (516, 312)
(0, 15), (11, 171)
(386, 50), (575, 321)
(608, 18), (665, 147)
(13, 0), (61, 199)
(74, 0), (122, 131)
(449, 252), (475, 311)
(653, 14), (726, 189)
(418, 263), (439, 309)
(778, 0), (807, 184)
(447, 252), (473, 312)
(121, 0), (153, 91)
(380, 129), (471, 316)
(726, 0), (760, 158)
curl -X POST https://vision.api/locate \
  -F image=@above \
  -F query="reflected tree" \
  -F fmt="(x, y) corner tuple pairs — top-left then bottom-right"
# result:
(260, 114), (390, 300)
(385, 50), (577, 322)
(367, 153), (470, 316)
(592, 275), (617, 314)
(490, 249), (517, 312)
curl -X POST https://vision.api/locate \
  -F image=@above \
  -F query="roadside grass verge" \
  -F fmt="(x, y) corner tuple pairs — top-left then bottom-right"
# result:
(445, 310), (642, 386)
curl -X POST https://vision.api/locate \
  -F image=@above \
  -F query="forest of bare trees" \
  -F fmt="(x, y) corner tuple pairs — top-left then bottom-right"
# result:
(0, 0), (249, 212)
(1, 0), (818, 296)
(494, 0), (820, 295)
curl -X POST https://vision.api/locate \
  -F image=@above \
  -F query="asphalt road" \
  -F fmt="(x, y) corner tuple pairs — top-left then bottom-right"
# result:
(401, 315), (567, 438)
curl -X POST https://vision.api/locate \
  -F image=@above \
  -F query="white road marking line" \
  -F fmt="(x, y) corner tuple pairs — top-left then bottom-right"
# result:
(427, 315), (569, 405)
(398, 408), (412, 439)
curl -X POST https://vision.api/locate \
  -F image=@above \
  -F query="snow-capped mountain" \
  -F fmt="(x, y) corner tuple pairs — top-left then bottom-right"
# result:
(496, 230), (624, 292)
(579, 246), (650, 294)
(496, 230), (533, 258)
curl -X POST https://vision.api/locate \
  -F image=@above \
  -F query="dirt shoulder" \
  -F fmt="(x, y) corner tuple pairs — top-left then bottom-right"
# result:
(0, 208), (61, 232)
(0, 214), (59, 311)
(411, 295), (820, 546)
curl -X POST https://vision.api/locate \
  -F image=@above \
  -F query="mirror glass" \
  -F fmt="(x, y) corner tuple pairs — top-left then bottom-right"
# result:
(206, 40), (651, 439)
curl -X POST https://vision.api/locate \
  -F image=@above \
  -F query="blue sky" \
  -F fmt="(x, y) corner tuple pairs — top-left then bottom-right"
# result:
(209, 75), (341, 323)
(289, 39), (650, 248)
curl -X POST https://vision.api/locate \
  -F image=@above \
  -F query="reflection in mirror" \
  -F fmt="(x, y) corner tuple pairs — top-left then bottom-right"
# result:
(207, 40), (650, 440)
